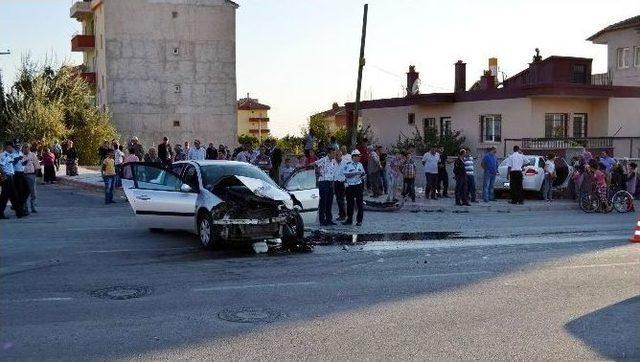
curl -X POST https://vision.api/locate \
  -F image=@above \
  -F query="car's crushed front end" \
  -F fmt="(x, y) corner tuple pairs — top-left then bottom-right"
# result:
(207, 175), (301, 243)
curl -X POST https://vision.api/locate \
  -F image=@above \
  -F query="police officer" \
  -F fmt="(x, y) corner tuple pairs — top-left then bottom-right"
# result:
(342, 149), (366, 226)
(0, 141), (26, 219)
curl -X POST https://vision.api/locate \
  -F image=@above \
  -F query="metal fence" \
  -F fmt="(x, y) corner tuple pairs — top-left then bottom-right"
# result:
(503, 137), (640, 158)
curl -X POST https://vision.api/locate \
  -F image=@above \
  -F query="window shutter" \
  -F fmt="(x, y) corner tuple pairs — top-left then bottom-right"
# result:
(479, 116), (484, 142)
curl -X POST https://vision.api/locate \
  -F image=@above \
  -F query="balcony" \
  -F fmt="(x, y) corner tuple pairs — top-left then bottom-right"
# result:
(591, 73), (612, 86)
(80, 72), (96, 85)
(70, 1), (92, 20)
(249, 129), (270, 134)
(249, 117), (269, 122)
(71, 34), (95, 52)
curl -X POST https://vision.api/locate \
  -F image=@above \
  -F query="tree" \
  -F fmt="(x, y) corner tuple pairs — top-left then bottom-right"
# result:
(3, 57), (118, 165)
(237, 134), (258, 146)
(276, 134), (304, 154)
(394, 126), (466, 156)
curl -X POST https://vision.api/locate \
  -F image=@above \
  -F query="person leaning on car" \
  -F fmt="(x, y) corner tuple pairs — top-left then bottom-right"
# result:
(506, 145), (527, 205)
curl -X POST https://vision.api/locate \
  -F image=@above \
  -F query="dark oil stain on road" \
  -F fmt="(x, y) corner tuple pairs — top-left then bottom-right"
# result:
(306, 231), (463, 245)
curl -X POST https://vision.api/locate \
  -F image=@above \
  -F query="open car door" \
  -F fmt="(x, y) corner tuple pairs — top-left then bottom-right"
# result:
(120, 163), (198, 231)
(283, 166), (319, 225)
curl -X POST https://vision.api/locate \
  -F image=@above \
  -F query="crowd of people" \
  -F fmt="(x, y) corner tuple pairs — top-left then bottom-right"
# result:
(0, 139), (82, 219)
(3, 132), (639, 221)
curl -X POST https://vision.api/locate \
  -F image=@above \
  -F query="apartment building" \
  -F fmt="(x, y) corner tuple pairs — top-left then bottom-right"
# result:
(70, 0), (239, 146)
(312, 102), (347, 134)
(345, 15), (640, 157)
(236, 94), (271, 141)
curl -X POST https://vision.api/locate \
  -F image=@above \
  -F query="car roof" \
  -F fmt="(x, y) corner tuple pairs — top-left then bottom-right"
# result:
(174, 160), (248, 167)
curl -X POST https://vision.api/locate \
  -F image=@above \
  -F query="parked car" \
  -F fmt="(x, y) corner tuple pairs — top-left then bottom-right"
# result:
(120, 161), (318, 250)
(494, 155), (574, 197)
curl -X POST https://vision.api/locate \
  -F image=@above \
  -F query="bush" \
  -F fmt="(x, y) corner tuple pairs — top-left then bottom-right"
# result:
(2, 58), (118, 165)
(394, 126), (466, 156)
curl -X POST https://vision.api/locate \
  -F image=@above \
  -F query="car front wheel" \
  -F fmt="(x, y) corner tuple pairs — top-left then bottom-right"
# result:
(198, 213), (220, 250)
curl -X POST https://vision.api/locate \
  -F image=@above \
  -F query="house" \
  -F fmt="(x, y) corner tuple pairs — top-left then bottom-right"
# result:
(345, 15), (640, 157)
(588, 15), (640, 86)
(69, 0), (239, 146)
(312, 102), (347, 133)
(237, 94), (271, 141)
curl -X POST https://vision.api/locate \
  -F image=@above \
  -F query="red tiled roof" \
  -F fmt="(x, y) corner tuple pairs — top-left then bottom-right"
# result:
(313, 102), (345, 118)
(237, 97), (270, 111)
(587, 15), (640, 41)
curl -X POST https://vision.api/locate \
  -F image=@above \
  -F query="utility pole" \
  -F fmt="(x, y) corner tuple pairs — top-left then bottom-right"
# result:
(350, 4), (368, 148)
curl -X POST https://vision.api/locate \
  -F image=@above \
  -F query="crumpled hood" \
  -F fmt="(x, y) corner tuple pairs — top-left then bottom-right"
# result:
(234, 175), (293, 205)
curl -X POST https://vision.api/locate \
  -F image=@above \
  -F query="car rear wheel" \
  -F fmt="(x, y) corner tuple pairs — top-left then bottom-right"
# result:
(198, 213), (220, 250)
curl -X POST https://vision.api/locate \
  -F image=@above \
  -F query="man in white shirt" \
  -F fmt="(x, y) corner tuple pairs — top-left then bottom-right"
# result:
(188, 140), (206, 161)
(0, 142), (27, 219)
(422, 146), (440, 199)
(313, 147), (337, 226)
(506, 145), (527, 204)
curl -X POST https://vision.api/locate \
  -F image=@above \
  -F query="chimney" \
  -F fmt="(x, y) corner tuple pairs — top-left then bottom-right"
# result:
(480, 70), (496, 89)
(488, 57), (498, 77)
(406, 65), (419, 95)
(454, 60), (466, 93)
(332, 102), (339, 110)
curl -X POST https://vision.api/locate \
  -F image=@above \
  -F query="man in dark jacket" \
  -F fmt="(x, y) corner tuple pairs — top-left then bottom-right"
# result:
(206, 143), (218, 160)
(268, 139), (283, 182)
(453, 149), (470, 206)
(157, 137), (173, 167)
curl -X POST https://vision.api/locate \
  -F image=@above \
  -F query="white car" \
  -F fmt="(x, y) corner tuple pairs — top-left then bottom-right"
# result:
(120, 161), (319, 249)
(494, 155), (573, 197)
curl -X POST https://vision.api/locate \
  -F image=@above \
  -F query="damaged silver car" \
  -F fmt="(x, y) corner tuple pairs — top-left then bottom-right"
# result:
(120, 161), (318, 250)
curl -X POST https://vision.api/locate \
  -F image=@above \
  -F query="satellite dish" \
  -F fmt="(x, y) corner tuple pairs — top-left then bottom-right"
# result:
(410, 78), (421, 95)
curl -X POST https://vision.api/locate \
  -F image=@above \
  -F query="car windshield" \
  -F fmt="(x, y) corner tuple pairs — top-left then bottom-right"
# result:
(199, 163), (277, 188)
(499, 157), (538, 167)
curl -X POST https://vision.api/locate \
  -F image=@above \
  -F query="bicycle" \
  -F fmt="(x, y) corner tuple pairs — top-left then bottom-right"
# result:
(580, 188), (613, 214)
(611, 189), (635, 213)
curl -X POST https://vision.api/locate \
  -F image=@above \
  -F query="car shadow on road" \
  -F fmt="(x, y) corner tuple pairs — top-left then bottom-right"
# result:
(565, 295), (640, 360)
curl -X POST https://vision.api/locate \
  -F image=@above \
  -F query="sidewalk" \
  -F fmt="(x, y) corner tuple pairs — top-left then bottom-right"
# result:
(56, 164), (107, 192)
(364, 193), (580, 213)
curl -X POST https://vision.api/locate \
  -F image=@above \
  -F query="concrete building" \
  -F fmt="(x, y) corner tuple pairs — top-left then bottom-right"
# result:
(346, 15), (640, 157)
(70, 0), (239, 147)
(312, 102), (347, 134)
(236, 94), (270, 141)
(588, 15), (640, 86)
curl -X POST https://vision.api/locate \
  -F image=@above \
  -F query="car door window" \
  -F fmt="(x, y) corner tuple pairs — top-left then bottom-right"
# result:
(538, 158), (545, 168)
(132, 164), (184, 191)
(183, 165), (199, 190)
(171, 163), (185, 176)
(285, 168), (317, 191)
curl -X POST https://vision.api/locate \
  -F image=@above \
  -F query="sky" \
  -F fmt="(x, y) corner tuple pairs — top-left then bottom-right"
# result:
(1, 0), (638, 137)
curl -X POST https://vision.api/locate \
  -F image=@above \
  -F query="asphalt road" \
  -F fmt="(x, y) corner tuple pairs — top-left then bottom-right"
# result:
(1, 184), (639, 360)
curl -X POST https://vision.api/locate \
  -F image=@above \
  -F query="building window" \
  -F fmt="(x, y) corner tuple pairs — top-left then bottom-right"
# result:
(635, 46), (640, 68)
(100, 34), (103, 49)
(544, 113), (568, 138)
(173, 120), (181, 127)
(572, 113), (588, 138)
(172, 11), (178, 18)
(571, 64), (586, 83)
(617, 47), (630, 68)
(407, 113), (415, 125)
(440, 117), (452, 136)
(480, 115), (501, 142)
(101, 75), (105, 89)
(174, 84), (181, 93)
(172, 47), (179, 55)
(423, 118), (436, 135)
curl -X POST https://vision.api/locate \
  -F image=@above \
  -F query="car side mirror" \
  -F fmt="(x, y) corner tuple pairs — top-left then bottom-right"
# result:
(180, 184), (192, 193)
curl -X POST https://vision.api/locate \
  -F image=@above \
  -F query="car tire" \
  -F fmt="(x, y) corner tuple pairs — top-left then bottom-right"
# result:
(283, 210), (305, 246)
(198, 213), (220, 250)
